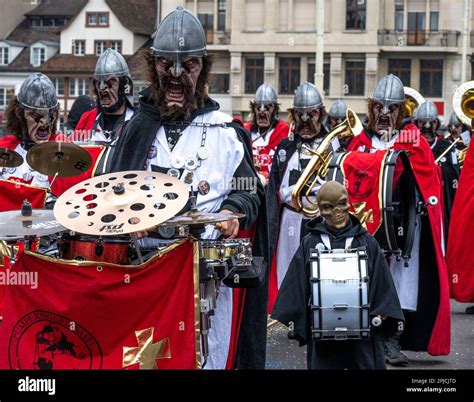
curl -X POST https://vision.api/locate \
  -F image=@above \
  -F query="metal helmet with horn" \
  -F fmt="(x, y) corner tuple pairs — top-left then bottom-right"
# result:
(403, 87), (425, 117)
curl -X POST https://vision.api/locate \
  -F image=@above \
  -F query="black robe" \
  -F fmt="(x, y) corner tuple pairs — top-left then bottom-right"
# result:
(271, 215), (404, 369)
(109, 89), (269, 369)
(431, 136), (460, 238)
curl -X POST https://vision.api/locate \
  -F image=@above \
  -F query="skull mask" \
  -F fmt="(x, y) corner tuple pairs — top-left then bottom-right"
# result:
(317, 181), (351, 230)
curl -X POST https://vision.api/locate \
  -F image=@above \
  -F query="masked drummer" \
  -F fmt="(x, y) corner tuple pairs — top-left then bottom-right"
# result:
(348, 74), (451, 365)
(0, 72), (76, 198)
(109, 7), (266, 370)
(271, 181), (403, 369)
(412, 101), (459, 232)
(447, 112), (471, 152)
(266, 82), (328, 313)
(244, 83), (289, 186)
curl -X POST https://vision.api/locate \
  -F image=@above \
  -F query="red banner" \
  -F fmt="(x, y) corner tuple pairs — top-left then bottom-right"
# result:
(0, 240), (200, 369)
(340, 150), (387, 235)
(0, 180), (47, 211)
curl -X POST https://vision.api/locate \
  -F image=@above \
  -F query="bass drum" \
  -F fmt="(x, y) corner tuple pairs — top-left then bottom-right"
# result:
(326, 149), (418, 259)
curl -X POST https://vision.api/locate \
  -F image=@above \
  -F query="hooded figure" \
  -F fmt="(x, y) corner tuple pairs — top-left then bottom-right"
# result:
(348, 74), (451, 362)
(109, 7), (268, 370)
(266, 82), (328, 313)
(413, 101), (459, 232)
(245, 83), (289, 185)
(271, 181), (404, 369)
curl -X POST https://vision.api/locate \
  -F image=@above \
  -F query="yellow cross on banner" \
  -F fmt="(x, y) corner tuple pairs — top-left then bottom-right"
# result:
(122, 327), (171, 369)
(352, 202), (374, 228)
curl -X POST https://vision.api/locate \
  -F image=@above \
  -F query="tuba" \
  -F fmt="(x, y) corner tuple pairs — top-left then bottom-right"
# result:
(403, 87), (425, 117)
(291, 109), (363, 218)
(451, 81), (474, 167)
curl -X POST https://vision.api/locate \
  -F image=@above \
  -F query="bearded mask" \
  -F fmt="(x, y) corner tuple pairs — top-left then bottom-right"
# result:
(22, 108), (58, 144)
(368, 99), (403, 139)
(251, 102), (277, 129)
(415, 118), (439, 142)
(290, 107), (325, 141)
(317, 181), (351, 230)
(93, 75), (130, 114)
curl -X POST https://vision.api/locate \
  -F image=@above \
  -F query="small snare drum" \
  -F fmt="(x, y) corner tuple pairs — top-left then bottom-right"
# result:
(202, 238), (252, 265)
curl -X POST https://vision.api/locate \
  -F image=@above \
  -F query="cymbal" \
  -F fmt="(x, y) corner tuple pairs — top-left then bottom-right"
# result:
(54, 171), (189, 236)
(0, 209), (65, 236)
(158, 211), (246, 227)
(0, 148), (23, 168)
(27, 142), (92, 178)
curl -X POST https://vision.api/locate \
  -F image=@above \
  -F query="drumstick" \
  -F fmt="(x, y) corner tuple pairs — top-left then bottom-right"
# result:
(130, 235), (144, 264)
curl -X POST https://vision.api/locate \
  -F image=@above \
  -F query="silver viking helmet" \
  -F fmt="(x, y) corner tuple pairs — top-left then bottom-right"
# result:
(254, 83), (277, 107)
(17, 72), (59, 114)
(94, 48), (131, 80)
(293, 82), (323, 122)
(328, 99), (348, 118)
(413, 100), (439, 121)
(448, 112), (461, 127)
(151, 6), (207, 78)
(372, 74), (404, 114)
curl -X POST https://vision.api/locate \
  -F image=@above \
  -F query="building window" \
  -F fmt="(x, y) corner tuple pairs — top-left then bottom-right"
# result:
(31, 47), (46, 67)
(210, 73), (230, 94)
(0, 87), (14, 110)
(420, 59), (443, 97)
(54, 77), (64, 97)
(388, 59), (411, 86)
(73, 40), (85, 56)
(0, 47), (8, 65)
(69, 78), (88, 97)
(198, 13), (214, 44)
(86, 12), (109, 27)
(345, 60), (365, 95)
(245, 57), (264, 94)
(218, 0), (226, 31)
(279, 57), (300, 94)
(395, 1), (404, 31)
(95, 40), (122, 55)
(308, 60), (330, 95)
(346, 0), (366, 30)
(430, 11), (439, 31)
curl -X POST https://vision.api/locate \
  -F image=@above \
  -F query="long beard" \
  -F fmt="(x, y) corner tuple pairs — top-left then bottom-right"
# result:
(157, 75), (197, 121)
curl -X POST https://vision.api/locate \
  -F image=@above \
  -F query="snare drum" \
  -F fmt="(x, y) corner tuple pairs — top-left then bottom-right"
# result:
(310, 247), (370, 341)
(202, 238), (252, 265)
(58, 234), (133, 265)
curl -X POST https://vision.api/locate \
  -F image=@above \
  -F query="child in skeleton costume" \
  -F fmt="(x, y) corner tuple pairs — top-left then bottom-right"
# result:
(0, 73), (77, 198)
(348, 74), (451, 364)
(412, 101), (459, 236)
(267, 82), (328, 312)
(109, 7), (267, 370)
(271, 181), (404, 369)
(244, 83), (289, 186)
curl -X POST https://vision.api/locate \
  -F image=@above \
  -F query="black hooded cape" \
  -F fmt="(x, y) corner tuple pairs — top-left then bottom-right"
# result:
(271, 215), (404, 369)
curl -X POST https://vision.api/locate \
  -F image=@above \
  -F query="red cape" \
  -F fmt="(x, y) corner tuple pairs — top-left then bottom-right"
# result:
(447, 140), (474, 302)
(348, 126), (451, 356)
(0, 135), (83, 197)
(75, 108), (98, 132)
(245, 119), (289, 179)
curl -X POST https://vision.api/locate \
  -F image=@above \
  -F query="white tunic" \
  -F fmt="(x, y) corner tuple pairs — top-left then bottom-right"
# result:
(147, 110), (245, 369)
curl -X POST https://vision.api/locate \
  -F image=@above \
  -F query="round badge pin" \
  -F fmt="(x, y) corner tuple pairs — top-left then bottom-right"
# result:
(167, 168), (180, 178)
(278, 149), (287, 163)
(185, 157), (198, 171)
(198, 180), (210, 195)
(171, 156), (185, 169)
(197, 147), (210, 160)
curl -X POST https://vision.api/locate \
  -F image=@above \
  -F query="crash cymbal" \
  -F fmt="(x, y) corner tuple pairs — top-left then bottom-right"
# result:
(0, 209), (65, 236)
(0, 148), (23, 168)
(54, 171), (189, 236)
(158, 211), (246, 227)
(27, 142), (92, 178)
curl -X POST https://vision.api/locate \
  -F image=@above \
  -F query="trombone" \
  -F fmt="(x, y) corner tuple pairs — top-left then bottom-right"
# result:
(291, 109), (363, 218)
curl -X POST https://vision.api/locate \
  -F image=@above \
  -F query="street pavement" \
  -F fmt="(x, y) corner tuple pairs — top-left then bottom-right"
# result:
(266, 300), (474, 369)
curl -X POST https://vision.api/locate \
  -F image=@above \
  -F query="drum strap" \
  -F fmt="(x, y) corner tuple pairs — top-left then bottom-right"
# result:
(320, 234), (354, 251)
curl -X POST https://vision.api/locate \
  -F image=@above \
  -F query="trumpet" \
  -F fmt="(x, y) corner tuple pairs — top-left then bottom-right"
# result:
(291, 109), (363, 218)
(404, 87), (425, 117)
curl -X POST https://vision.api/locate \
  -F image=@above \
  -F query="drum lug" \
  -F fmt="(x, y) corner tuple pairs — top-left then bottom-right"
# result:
(95, 240), (104, 257)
